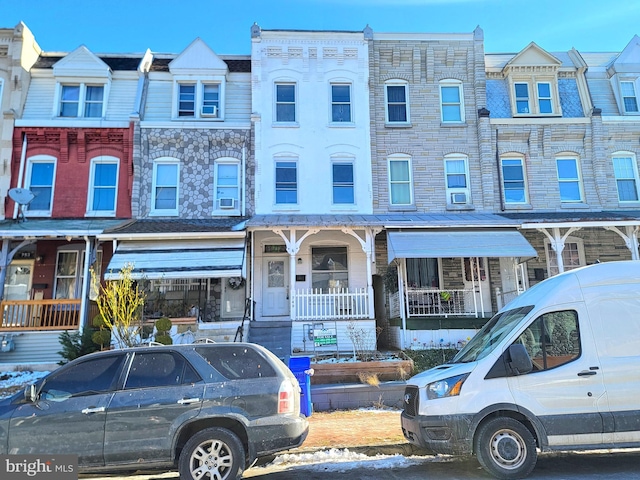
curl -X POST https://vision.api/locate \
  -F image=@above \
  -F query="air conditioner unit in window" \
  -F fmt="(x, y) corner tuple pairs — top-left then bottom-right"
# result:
(201, 105), (218, 117)
(451, 192), (467, 204)
(219, 198), (236, 209)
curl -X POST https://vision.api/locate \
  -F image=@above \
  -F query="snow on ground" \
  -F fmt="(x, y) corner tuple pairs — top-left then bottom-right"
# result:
(0, 370), (49, 398)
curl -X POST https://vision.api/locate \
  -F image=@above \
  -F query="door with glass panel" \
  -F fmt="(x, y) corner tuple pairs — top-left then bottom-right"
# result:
(262, 257), (289, 316)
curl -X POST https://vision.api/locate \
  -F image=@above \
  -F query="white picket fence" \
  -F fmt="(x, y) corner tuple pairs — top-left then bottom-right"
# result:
(292, 288), (369, 320)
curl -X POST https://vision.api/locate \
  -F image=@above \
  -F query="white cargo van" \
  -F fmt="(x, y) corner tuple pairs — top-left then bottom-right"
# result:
(401, 261), (640, 479)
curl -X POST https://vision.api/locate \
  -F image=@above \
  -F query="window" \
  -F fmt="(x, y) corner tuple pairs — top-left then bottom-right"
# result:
(440, 81), (464, 122)
(26, 156), (56, 215)
(388, 155), (412, 206)
(512, 80), (556, 116)
(59, 84), (104, 118)
(202, 84), (220, 115)
(87, 157), (119, 215)
(385, 82), (409, 123)
(621, 81), (639, 113)
(537, 82), (552, 114)
(151, 159), (179, 215)
(178, 84), (196, 116)
(545, 237), (585, 276)
(407, 258), (439, 288)
(312, 246), (348, 291)
(196, 345), (277, 379)
(125, 352), (201, 389)
(444, 154), (469, 205)
(514, 83), (530, 114)
(275, 83), (296, 122)
(332, 163), (354, 204)
(214, 160), (240, 212)
(175, 81), (222, 119)
(515, 310), (580, 371)
(331, 84), (352, 122)
(612, 153), (640, 202)
(556, 157), (582, 203)
(275, 161), (297, 204)
(54, 247), (102, 300)
(501, 157), (527, 204)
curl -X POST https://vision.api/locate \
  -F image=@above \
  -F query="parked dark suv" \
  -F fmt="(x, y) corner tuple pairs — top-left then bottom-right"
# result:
(0, 342), (309, 480)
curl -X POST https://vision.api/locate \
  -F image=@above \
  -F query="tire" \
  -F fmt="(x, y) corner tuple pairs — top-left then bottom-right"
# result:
(178, 427), (245, 480)
(474, 417), (537, 480)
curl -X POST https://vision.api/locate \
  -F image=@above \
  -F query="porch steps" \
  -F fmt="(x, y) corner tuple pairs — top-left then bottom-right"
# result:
(193, 324), (240, 343)
(247, 321), (292, 361)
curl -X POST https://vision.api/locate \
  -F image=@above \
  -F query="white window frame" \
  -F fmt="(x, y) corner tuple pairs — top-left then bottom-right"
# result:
(556, 155), (583, 203)
(54, 245), (103, 300)
(25, 155), (57, 217)
(275, 159), (298, 205)
(510, 78), (559, 116)
(537, 82), (553, 114)
(620, 80), (639, 114)
(384, 80), (410, 124)
(444, 154), (470, 205)
(612, 152), (640, 203)
(501, 156), (528, 205)
(332, 161), (355, 205)
(213, 158), (241, 214)
(86, 156), (119, 217)
(173, 79), (224, 120)
(150, 157), (180, 216)
(440, 80), (465, 123)
(544, 236), (586, 277)
(330, 82), (353, 124)
(388, 154), (413, 206)
(56, 83), (106, 118)
(274, 82), (297, 124)
(0, 79), (4, 110)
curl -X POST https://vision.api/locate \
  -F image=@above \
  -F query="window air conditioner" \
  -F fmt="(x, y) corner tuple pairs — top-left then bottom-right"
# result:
(451, 192), (467, 204)
(201, 105), (218, 117)
(219, 198), (236, 209)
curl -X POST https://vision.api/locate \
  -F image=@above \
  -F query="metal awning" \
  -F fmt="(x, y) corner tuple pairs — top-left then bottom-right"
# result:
(387, 230), (537, 262)
(104, 238), (246, 280)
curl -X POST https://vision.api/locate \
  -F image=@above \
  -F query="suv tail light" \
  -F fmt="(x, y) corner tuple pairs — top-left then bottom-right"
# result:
(278, 379), (295, 414)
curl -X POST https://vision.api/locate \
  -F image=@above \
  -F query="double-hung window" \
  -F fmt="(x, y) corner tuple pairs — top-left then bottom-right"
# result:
(26, 156), (56, 215)
(388, 155), (412, 206)
(176, 81), (222, 119)
(151, 159), (179, 215)
(612, 153), (640, 202)
(512, 80), (556, 116)
(444, 155), (470, 205)
(214, 159), (240, 212)
(331, 84), (352, 123)
(332, 162), (354, 204)
(440, 81), (464, 123)
(545, 237), (585, 276)
(178, 84), (196, 117)
(275, 161), (297, 204)
(311, 247), (348, 291)
(385, 82), (409, 123)
(537, 82), (552, 114)
(275, 83), (296, 122)
(556, 157), (582, 203)
(621, 81), (639, 113)
(501, 157), (527, 204)
(514, 83), (530, 114)
(202, 84), (220, 116)
(59, 84), (104, 118)
(87, 156), (119, 216)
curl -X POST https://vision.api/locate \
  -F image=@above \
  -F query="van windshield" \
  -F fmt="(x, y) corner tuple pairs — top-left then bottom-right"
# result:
(451, 305), (534, 363)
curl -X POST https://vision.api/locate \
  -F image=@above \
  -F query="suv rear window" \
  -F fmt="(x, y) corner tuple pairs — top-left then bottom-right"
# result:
(195, 345), (277, 379)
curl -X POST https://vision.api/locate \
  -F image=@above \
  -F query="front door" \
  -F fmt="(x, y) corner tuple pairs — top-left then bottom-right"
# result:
(3, 261), (33, 300)
(462, 257), (492, 315)
(262, 257), (289, 316)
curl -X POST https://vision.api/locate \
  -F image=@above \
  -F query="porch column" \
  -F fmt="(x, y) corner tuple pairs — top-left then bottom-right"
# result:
(342, 227), (380, 319)
(78, 237), (92, 334)
(397, 260), (407, 350)
(604, 226), (640, 261)
(539, 227), (579, 274)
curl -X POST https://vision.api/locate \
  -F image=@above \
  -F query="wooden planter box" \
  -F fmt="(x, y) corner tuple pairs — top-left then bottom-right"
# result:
(310, 357), (414, 385)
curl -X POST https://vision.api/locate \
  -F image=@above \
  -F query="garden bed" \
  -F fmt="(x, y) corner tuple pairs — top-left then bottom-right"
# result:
(310, 351), (414, 385)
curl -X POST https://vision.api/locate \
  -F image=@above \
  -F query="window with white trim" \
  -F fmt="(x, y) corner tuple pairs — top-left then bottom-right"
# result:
(59, 84), (104, 118)
(388, 154), (412, 206)
(54, 246), (102, 300)
(151, 159), (180, 215)
(275, 83), (296, 122)
(512, 80), (557, 116)
(501, 157), (528, 204)
(621, 81), (639, 113)
(444, 154), (470, 205)
(175, 81), (222, 119)
(25, 156), (57, 216)
(311, 246), (348, 291)
(330, 83), (352, 123)
(332, 162), (354, 204)
(545, 236), (585, 277)
(275, 160), (297, 204)
(87, 156), (119, 216)
(612, 152), (640, 202)
(440, 80), (464, 123)
(213, 159), (240, 213)
(556, 156), (583, 203)
(385, 81), (409, 124)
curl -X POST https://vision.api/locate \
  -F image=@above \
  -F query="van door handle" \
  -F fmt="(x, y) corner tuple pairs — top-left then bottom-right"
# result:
(81, 406), (106, 414)
(177, 398), (200, 405)
(577, 371), (597, 376)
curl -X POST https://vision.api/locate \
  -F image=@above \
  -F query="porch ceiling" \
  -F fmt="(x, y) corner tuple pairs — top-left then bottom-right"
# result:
(387, 230), (537, 262)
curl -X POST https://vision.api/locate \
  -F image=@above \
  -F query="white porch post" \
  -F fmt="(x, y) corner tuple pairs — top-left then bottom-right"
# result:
(605, 226), (640, 261)
(342, 227), (380, 319)
(539, 227), (579, 274)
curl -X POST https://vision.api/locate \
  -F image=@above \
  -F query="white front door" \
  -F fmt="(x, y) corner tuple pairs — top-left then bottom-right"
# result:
(4, 261), (33, 300)
(462, 257), (492, 315)
(262, 257), (289, 317)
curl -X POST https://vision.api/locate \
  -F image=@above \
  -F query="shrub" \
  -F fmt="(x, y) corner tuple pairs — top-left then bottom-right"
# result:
(91, 329), (112, 350)
(155, 317), (172, 333)
(58, 329), (100, 365)
(403, 348), (458, 374)
(154, 333), (173, 345)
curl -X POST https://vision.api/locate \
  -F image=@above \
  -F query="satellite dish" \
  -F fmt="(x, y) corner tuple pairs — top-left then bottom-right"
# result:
(9, 188), (36, 206)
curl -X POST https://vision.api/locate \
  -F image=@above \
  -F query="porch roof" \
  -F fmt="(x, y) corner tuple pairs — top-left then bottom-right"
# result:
(387, 229), (537, 262)
(104, 238), (245, 280)
(498, 211), (640, 228)
(0, 219), (128, 238)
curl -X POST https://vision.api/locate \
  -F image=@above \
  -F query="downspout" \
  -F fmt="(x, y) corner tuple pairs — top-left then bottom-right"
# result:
(495, 129), (505, 212)
(13, 133), (28, 219)
(79, 236), (92, 335)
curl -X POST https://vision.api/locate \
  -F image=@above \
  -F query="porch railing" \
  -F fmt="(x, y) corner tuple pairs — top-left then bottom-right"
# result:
(292, 288), (369, 320)
(0, 299), (82, 331)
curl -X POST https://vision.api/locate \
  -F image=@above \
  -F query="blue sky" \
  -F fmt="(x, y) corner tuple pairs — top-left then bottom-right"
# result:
(2, 0), (639, 55)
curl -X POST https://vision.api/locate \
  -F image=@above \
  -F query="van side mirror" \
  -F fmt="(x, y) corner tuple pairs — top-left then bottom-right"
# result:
(485, 344), (533, 379)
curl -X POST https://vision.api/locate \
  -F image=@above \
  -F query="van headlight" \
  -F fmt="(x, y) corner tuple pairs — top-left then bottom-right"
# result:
(426, 373), (469, 400)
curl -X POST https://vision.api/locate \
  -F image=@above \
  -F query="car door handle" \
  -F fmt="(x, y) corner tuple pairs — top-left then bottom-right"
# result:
(177, 398), (200, 405)
(577, 371), (597, 376)
(81, 406), (106, 414)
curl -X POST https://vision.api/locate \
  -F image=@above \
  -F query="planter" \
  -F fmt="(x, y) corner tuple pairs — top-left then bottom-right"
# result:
(310, 355), (414, 385)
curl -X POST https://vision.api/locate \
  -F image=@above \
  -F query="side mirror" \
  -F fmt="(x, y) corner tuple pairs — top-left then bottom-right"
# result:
(24, 384), (37, 403)
(507, 344), (533, 375)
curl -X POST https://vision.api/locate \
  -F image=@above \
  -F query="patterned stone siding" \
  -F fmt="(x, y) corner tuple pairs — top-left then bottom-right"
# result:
(558, 78), (584, 118)
(486, 79), (511, 118)
(133, 127), (254, 218)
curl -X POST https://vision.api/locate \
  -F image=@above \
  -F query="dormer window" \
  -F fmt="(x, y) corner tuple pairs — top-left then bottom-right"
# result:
(174, 81), (223, 120)
(59, 84), (104, 118)
(512, 80), (557, 116)
(621, 81), (639, 113)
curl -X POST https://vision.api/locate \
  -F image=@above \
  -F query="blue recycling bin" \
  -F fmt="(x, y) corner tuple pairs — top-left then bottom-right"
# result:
(288, 356), (313, 417)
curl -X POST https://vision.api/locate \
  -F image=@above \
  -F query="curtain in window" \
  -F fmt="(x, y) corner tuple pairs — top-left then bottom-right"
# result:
(406, 258), (439, 288)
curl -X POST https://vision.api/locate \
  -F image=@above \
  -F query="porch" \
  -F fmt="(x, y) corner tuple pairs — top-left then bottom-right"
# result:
(0, 299), (98, 331)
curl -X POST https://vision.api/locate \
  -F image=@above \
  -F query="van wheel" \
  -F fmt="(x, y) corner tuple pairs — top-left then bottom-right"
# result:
(178, 427), (245, 480)
(474, 417), (537, 480)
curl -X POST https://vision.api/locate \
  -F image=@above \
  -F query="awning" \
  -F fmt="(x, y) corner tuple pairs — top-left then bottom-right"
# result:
(104, 238), (245, 280)
(387, 230), (537, 262)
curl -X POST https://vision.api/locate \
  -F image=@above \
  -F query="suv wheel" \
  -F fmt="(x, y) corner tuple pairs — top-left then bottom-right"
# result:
(179, 427), (245, 480)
